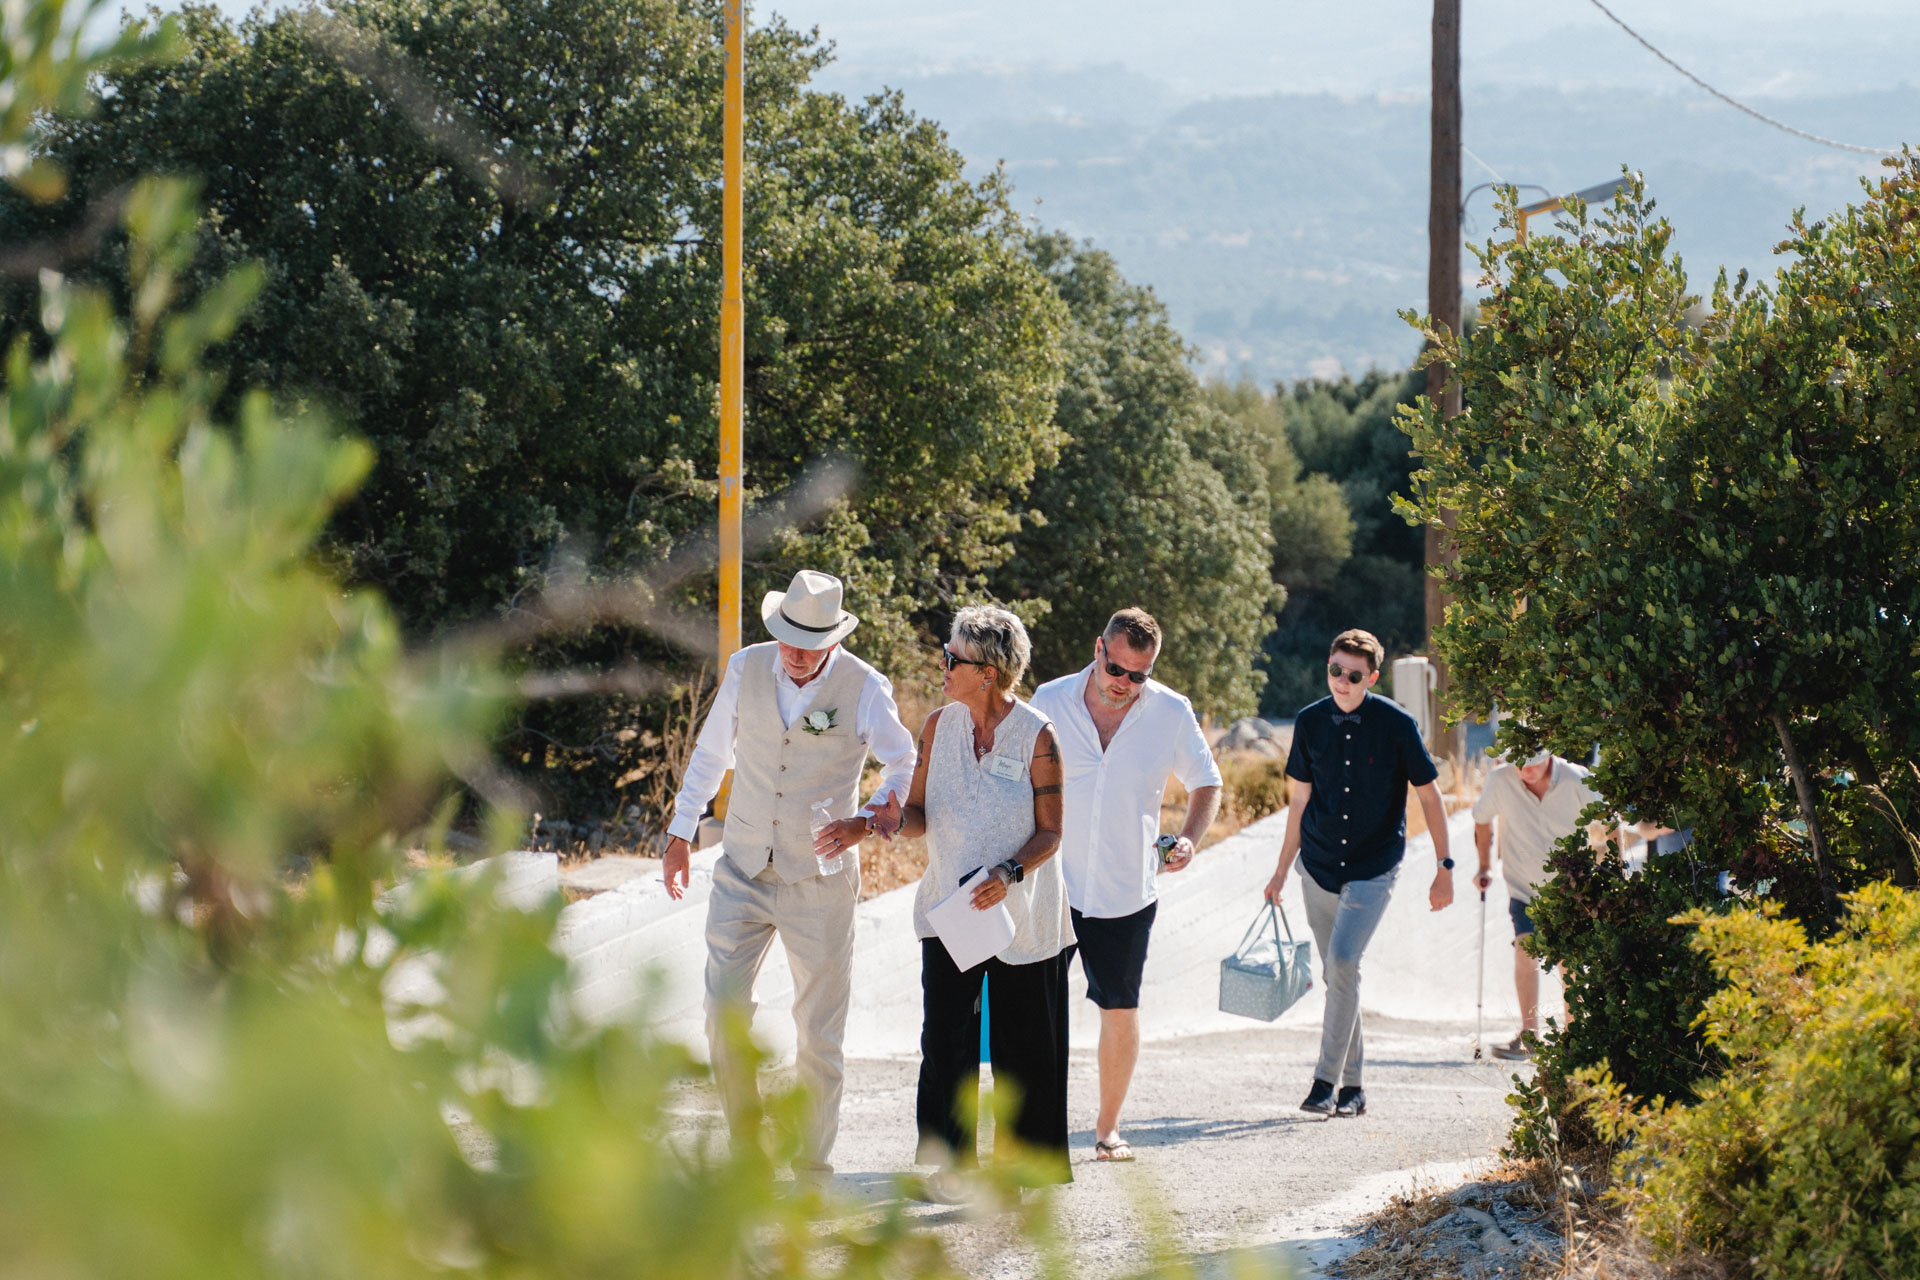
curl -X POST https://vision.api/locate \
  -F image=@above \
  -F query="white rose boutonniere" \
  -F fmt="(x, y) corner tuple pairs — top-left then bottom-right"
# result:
(802, 708), (837, 735)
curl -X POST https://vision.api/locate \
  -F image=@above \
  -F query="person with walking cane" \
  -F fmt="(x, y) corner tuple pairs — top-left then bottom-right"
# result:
(1469, 747), (1615, 1060)
(661, 570), (916, 1185)
(1262, 629), (1456, 1118)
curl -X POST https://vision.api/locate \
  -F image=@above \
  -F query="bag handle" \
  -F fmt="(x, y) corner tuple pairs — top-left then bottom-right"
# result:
(1235, 900), (1300, 958)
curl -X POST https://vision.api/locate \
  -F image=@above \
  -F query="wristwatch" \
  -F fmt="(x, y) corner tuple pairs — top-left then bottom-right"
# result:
(997, 858), (1025, 884)
(1439, 856), (1455, 870)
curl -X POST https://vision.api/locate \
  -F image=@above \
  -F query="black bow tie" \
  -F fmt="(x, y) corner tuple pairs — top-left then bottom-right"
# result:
(1331, 712), (1362, 725)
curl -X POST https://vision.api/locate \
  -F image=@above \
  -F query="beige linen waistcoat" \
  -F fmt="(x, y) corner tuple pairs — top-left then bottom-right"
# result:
(721, 641), (873, 885)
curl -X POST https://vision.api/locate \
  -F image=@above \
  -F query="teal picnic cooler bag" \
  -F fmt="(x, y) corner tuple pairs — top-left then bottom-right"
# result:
(1218, 902), (1313, 1021)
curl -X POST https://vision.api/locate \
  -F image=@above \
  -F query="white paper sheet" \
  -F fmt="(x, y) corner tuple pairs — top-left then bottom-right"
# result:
(926, 873), (1016, 972)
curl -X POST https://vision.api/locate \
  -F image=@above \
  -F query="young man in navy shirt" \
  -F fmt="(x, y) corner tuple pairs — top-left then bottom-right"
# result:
(1263, 629), (1457, 1118)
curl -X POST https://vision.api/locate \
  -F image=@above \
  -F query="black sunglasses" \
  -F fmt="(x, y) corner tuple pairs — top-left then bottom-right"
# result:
(1327, 662), (1370, 685)
(1100, 640), (1152, 684)
(942, 646), (988, 672)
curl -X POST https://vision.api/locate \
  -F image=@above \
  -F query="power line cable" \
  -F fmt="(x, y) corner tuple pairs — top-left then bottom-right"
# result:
(1585, 0), (1900, 156)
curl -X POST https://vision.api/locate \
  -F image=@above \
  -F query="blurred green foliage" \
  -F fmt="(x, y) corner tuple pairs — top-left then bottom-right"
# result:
(1403, 165), (1920, 1176)
(1584, 883), (1920, 1279)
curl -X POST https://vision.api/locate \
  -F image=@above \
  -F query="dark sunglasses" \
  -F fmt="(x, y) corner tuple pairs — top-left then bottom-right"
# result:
(942, 646), (988, 672)
(1100, 642), (1152, 684)
(1327, 662), (1370, 685)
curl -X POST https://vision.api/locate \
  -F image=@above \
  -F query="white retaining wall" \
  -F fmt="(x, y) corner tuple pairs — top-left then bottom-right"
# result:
(541, 807), (1561, 1064)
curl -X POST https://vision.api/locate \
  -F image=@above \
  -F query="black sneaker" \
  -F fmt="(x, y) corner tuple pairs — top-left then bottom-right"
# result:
(1299, 1078), (1336, 1116)
(1335, 1086), (1366, 1117)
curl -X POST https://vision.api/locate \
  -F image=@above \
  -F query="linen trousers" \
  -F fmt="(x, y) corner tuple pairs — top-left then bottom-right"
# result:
(704, 852), (857, 1175)
(1298, 864), (1399, 1089)
(914, 939), (1072, 1185)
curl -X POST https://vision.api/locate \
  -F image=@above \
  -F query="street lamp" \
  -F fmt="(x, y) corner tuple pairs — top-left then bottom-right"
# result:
(1516, 177), (1632, 241)
(1460, 178), (1631, 241)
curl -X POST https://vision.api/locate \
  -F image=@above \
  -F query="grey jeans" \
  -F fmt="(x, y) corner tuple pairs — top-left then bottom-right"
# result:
(1299, 864), (1399, 1088)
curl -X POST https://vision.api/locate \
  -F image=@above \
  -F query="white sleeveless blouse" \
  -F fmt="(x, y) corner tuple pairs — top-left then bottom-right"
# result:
(913, 698), (1074, 965)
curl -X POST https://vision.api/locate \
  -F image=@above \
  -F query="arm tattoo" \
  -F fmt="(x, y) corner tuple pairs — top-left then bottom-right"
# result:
(1032, 784), (1062, 796)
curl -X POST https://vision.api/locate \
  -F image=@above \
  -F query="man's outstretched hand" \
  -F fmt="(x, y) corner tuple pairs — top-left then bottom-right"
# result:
(867, 792), (904, 841)
(663, 835), (691, 899)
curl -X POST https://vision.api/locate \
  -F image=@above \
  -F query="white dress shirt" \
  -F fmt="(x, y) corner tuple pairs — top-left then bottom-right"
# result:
(1030, 663), (1223, 919)
(668, 646), (917, 842)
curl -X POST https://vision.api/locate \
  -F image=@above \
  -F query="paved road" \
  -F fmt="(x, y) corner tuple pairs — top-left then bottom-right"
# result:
(670, 1016), (1524, 1279)
(627, 807), (1557, 1276)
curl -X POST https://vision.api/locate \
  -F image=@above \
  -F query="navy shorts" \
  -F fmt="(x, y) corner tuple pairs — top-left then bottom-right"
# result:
(1508, 896), (1536, 937)
(1066, 901), (1158, 1010)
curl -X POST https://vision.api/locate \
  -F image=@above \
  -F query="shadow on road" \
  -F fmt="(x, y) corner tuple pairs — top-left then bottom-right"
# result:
(1082, 1114), (1322, 1149)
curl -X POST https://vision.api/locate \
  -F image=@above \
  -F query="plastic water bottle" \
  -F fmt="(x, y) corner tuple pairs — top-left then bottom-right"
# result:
(811, 799), (845, 876)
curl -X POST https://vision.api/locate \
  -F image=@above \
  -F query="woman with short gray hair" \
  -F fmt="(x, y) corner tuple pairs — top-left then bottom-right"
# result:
(949, 605), (1032, 694)
(896, 606), (1071, 1199)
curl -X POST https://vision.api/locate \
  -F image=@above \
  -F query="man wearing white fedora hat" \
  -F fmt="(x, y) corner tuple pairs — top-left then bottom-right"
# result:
(663, 569), (915, 1181)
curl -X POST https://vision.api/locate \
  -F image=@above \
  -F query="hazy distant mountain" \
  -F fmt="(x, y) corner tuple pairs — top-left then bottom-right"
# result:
(810, 62), (1906, 383)
(778, 0), (1914, 382)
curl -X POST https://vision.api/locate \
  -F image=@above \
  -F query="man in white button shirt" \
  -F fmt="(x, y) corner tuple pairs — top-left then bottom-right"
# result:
(1469, 749), (1615, 1060)
(661, 570), (915, 1182)
(1031, 608), (1221, 1162)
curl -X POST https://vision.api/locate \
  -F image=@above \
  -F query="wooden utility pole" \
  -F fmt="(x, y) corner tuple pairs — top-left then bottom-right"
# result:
(1425, 0), (1463, 767)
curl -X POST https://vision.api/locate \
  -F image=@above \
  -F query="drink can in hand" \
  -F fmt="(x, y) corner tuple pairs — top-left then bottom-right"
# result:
(1156, 834), (1181, 865)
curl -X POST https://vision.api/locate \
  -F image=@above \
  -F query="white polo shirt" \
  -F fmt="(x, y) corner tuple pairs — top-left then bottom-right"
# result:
(1031, 664), (1223, 920)
(1470, 758), (1602, 903)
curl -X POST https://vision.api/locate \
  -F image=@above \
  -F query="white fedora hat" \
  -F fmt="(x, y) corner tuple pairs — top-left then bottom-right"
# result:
(761, 569), (859, 650)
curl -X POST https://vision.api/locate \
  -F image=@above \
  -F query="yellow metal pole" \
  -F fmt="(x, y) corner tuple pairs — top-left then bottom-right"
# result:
(714, 0), (744, 819)
(719, 0), (744, 665)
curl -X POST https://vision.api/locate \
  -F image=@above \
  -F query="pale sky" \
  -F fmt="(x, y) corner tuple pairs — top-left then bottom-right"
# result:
(151, 1), (1920, 102)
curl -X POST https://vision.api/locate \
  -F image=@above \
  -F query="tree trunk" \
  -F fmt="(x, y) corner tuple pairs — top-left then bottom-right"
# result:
(1772, 710), (1841, 918)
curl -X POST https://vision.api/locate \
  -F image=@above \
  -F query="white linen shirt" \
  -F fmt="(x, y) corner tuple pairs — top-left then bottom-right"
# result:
(1470, 758), (1603, 903)
(667, 646), (917, 842)
(1030, 664), (1222, 919)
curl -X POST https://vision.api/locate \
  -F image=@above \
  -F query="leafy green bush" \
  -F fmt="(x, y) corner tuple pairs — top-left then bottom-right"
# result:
(1584, 882), (1920, 1279)
(1402, 161), (1920, 1161)
(1508, 833), (1727, 1160)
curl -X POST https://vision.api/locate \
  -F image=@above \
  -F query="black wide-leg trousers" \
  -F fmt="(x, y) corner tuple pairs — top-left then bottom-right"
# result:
(914, 939), (1072, 1184)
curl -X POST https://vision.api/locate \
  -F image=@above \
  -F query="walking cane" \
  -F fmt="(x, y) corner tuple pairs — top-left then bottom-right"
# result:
(1472, 883), (1487, 1060)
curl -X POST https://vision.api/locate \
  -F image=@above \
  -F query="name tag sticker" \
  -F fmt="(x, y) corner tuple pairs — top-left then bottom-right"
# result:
(984, 752), (1025, 781)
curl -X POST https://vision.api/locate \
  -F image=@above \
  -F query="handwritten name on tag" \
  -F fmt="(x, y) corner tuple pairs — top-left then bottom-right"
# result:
(983, 752), (1025, 781)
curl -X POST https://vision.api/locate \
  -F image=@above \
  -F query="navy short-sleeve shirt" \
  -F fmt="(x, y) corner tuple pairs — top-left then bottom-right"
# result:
(1286, 692), (1439, 892)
